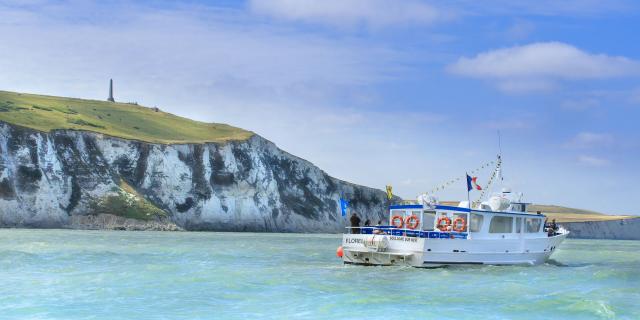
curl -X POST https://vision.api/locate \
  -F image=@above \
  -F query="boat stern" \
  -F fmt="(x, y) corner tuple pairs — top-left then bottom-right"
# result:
(341, 233), (425, 266)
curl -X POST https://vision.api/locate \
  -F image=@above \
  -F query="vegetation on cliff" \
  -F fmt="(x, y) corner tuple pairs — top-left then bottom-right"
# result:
(90, 181), (167, 221)
(0, 90), (253, 144)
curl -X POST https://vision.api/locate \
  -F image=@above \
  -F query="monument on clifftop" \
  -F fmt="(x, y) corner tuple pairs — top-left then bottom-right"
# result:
(107, 79), (115, 102)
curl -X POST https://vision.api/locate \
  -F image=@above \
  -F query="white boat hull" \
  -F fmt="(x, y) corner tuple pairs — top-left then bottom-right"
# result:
(341, 232), (568, 267)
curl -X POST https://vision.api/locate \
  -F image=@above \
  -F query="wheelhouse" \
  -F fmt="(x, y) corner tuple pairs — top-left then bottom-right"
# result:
(357, 203), (547, 240)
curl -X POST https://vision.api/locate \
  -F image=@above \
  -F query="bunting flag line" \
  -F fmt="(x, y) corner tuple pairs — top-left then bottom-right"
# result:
(423, 159), (495, 195)
(474, 156), (502, 205)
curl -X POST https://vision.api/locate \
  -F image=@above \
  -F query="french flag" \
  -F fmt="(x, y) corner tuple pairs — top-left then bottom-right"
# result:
(466, 175), (482, 191)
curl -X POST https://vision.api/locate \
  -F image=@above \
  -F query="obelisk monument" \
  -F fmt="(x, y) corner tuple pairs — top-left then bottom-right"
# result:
(107, 79), (115, 102)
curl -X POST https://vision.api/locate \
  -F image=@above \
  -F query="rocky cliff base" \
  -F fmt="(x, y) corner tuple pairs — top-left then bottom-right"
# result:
(69, 214), (182, 231)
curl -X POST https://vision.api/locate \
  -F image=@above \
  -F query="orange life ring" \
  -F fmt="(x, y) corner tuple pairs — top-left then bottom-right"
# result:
(437, 216), (452, 231)
(391, 215), (404, 228)
(452, 217), (467, 232)
(405, 215), (420, 230)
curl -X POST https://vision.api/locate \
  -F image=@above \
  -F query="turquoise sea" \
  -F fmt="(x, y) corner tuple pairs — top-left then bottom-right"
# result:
(0, 230), (638, 320)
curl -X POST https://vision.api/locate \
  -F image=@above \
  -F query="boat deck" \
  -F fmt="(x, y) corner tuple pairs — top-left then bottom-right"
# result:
(353, 226), (468, 239)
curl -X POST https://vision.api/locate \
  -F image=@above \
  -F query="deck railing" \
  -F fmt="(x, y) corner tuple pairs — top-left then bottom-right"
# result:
(344, 226), (468, 239)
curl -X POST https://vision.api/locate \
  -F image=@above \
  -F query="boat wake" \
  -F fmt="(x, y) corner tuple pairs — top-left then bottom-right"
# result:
(545, 259), (591, 268)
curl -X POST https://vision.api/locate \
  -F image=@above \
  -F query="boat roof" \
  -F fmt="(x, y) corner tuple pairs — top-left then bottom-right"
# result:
(389, 204), (544, 218)
(389, 204), (423, 210)
(436, 205), (543, 218)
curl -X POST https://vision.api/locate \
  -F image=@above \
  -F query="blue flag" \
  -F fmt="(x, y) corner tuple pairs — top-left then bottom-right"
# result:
(466, 174), (472, 192)
(339, 198), (349, 217)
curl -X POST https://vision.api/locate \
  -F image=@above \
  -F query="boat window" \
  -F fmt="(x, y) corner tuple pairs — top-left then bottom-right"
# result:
(489, 216), (513, 233)
(422, 211), (436, 230)
(516, 217), (522, 233)
(525, 218), (542, 233)
(391, 210), (406, 217)
(469, 213), (484, 232)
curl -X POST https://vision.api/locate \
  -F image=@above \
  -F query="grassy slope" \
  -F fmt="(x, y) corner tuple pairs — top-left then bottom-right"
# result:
(527, 204), (602, 215)
(0, 90), (253, 144)
(441, 201), (633, 223)
(540, 212), (633, 223)
(527, 205), (633, 223)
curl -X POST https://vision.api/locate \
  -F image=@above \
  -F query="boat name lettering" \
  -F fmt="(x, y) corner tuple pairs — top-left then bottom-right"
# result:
(390, 236), (418, 243)
(344, 238), (364, 244)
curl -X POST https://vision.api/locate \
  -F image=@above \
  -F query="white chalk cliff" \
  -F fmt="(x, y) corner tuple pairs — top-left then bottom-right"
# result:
(0, 122), (388, 232)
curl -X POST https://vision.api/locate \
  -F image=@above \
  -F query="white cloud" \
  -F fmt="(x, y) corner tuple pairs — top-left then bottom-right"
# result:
(567, 132), (614, 149)
(561, 98), (600, 110)
(495, 79), (557, 94)
(484, 118), (533, 130)
(448, 42), (640, 93)
(249, 0), (633, 29)
(457, 0), (632, 17)
(578, 155), (610, 167)
(248, 0), (449, 28)
(631, 87), (640, 105)
(505, 20), (535, 40)
(0, 2), (402, 105)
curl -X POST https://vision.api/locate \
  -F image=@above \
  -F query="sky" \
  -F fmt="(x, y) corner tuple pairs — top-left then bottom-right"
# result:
(0, 0), (639, 214)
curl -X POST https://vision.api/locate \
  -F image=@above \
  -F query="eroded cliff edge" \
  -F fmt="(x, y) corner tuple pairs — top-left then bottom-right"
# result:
(0, 122), (388, 232)
(561, 218), (640, 240)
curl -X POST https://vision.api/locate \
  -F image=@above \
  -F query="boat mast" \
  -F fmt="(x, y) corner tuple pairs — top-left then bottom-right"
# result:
(498, 130), (502, 158)
(473, 154), (502, 207)
(466, 172), (471, 210)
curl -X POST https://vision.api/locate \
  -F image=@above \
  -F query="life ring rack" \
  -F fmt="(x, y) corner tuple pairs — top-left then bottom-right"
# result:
(452, 217), (467, 232)
(405, 215), (420, 230)
(391, 215), (404, 228)
(437, 216), (452, 231)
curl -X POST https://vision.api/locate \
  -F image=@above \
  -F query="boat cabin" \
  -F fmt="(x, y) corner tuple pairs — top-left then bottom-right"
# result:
(358, 203), (546, 240)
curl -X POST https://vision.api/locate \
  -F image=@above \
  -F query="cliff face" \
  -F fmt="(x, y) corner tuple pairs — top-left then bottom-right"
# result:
(0, 122), (388, 232)
(561, 218), (640, 240)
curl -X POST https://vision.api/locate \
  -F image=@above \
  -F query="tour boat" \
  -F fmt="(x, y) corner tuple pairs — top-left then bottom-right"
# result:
(338, 159), (569, 267)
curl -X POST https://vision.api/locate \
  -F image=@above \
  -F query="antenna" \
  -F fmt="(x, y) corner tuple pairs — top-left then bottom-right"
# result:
(497, 130), (502, 156)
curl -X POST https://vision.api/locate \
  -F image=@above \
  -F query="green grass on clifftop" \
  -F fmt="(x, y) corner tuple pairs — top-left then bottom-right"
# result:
(0, 90), (253, 144)
(441, 201), (634, 223)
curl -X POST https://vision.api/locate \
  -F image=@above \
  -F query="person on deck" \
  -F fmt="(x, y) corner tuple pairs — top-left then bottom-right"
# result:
(364, 219), (371, 226)
(350, 212), (361, 234)
(373, 220), (385, 235)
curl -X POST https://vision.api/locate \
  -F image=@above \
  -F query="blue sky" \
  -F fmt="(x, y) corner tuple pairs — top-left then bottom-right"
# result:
(0, 0), (639, 214)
